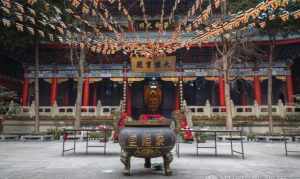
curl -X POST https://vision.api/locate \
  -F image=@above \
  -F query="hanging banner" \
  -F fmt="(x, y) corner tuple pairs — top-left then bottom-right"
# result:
(131, 56), (176, 72)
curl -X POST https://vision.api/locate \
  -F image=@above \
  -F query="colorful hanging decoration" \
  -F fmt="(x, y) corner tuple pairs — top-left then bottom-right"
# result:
(139, 0), (149, 33)
(0, 0), (299, 56)
(168, 0), (180, 24)
(158, 0), (166, 38)
(183, 0), (204, 27)
(189, 0), (293, 44)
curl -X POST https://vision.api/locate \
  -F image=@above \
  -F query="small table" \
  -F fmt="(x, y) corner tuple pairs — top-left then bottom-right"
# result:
(176, 128), (245, 159)
(283, 128), (300, 156)
(62, 128), (111, 156)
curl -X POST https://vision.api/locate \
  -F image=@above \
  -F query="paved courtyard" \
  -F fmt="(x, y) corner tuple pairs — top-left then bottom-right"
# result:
(0, 141), (299, 179)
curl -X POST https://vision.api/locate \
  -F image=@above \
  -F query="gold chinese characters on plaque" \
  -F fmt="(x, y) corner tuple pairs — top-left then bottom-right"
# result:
(155, 134), (165, 146)
(131, 56), (176, 72)
(128, 134), (137, 147)
(142, 133), (152, 147)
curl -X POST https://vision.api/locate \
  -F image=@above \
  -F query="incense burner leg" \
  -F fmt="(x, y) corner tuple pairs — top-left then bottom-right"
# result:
(144, 158), (151, 168)
(163, 152), (173, 176)
(121, 151), (131, 175)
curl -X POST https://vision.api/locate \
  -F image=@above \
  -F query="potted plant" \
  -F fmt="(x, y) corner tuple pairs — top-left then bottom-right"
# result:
(196, 133), (208, 143)
(48, 128), (62, 140)
(247, 133), (256, 141)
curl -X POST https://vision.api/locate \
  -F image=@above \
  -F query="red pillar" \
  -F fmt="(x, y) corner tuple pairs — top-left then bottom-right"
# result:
(21, 78), (29, 106)
(218, 77), (225, 106)
(126, 85), (132, 116)
(50, 78), (57, 105)
(241, 91), (247, 106)
(287, 74), (294, 105)
(253, 76), (262, 105)
(128, 21), (134, 32)
(63, 93), (69, 106)
(82, 78), (90, 106)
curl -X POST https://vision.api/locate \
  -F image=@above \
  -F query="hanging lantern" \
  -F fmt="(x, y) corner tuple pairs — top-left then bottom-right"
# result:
(2, 18), (10, 27)
(27, 0), (37, 6)
(27, 26), (34, 35)
(90, 45), (96, 52)
(280, 0), (289, 7)
(91, 9), (96, 16)
(258, 21), (266, 28)
(27, 16), (35, 24)
(48, 33), (54, 41)
(37, 30), (45, 38)
(44, 3), (49, 12)
(27, 7), (36, 16)
(56, 26), (64, 35)
(1, 6), (10, 14)
(82, 3), (89, 14)
(15, 22), (24, 32)
(16, 13), (24, 22)
(93, 0), (100, 8)
(57, 36), (63, 43)
(2, 1), (11, 10)
(292, 10), (300, 19)
(71, 0), (81, 8)
(79, 43), (85, 49)
(269, 14), (276, 21)
(14, 2), (24, 13)
(279, 12), (289, 22)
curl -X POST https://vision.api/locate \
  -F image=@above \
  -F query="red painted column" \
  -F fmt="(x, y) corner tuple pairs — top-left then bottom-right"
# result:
(128, 21), (134, 32)
(253, 76), (262, 105)
(21, 78), (29, 106)
(241, 91), (247, 106)
(127, 85), (132, 116)
(218, 77), (225, 106)
(287, 74), (294, 105)
(50, 78), (57, 105)
(82, 78), (90, 106)
(63, 93), (69, 106)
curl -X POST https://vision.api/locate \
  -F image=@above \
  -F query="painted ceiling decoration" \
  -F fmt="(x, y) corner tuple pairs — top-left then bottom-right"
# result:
(0, 0), (300, 58)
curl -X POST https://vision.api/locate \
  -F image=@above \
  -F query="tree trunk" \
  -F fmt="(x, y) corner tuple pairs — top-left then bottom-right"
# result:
(223, 55), (233, 130)
(221, 0), (232, 130)
(34, 38), (40, 133)
(267, 44), (274, 134)
(74, 47), (85, 129)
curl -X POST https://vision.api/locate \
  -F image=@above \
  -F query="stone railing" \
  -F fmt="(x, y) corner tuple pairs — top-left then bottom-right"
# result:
(187, 100), (300, 119)
(4, 99), (300, 119)
(7, 100), (121, 118)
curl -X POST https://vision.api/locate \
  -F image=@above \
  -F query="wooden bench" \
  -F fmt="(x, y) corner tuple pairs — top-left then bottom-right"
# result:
(255, 136), (292, 142)
(0, 134), (19, 141)
(21, 135), (53, 142)
(218, 135), (247, 141)
(255, 136), (269, 142)
(295, 136), (300, 142)
(59, 135), (81, 141)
